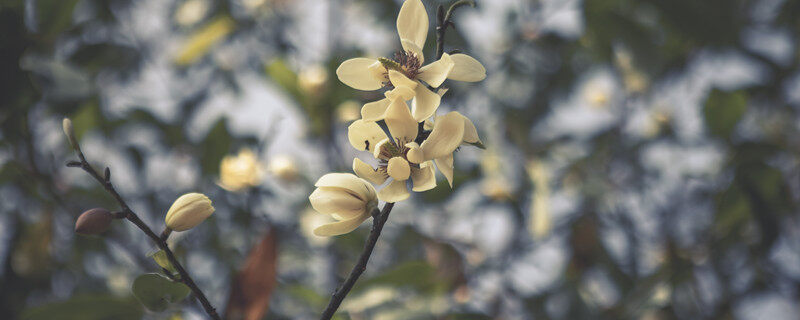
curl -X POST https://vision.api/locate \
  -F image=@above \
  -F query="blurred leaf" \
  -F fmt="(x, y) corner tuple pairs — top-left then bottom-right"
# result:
(265, 59), (301, 100)
(353, 261), (439, 293)
(131, 273), (191, 312)
(32, 0), (80, 39)
(21, 294), (143, 320)
(19, 55), (93, 102)
(286, 285), (327, 309)
(225, 230), (278, 320)
(70, 101), (100, 141)
(199, 119), (233, 175)
(703, 89), (747, 139)
(150, 250), (177, 275)
(175, 15), (235, 65)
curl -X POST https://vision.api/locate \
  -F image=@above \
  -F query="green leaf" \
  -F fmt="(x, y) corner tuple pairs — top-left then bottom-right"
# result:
(21, 294), (143, 320)
(199, 119), (233, 175)
(150, 250), (178, 275)
(131, 273), (192, 312)
(703, 89), (747, 138)
(265, 59), (301, 100)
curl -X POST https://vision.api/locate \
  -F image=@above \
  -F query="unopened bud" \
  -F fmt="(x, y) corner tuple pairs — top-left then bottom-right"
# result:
(62, 118), (77, 149)
(75, 208), (113, 235)
(165, 193), (214, 232)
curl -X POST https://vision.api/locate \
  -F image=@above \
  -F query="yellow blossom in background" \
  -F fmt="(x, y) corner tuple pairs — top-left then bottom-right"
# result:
(218, 148), (264, 191)
(479, 148), (512, 201)
(336, 100), (362, 123)
(526, 160), (551, 239)
(174, 0), (209, 27)
(297, 64), (329, 94)
(336, 0), (486, 123)
(174, 15), (235, 65)
(165, 193), (215, 232)
(308, 173), (378, 236)
(614, 47), (648, 93)
(267, 154), (298, 181)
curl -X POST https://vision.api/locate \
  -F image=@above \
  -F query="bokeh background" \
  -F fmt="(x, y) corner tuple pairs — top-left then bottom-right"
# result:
(2, 0), (800, 319)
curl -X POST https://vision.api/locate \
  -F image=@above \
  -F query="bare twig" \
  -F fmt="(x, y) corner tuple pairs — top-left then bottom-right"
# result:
(319, 202), (395, 320)
(64, 127), (220, 320)
(435, 0), (476, 60)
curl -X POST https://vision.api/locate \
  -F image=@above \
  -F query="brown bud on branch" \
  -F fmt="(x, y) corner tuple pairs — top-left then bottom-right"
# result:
(75, 208), (114, 235)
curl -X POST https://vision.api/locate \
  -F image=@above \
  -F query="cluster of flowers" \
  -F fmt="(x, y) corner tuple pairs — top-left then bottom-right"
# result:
(75, 193), (215, 235)
(309, 0), (486, 236)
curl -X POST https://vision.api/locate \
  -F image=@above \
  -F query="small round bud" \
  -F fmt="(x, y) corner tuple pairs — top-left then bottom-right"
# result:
(62, 118), (77, 149)
(165, 193), (215, 232)
(75, 208), (113, 235)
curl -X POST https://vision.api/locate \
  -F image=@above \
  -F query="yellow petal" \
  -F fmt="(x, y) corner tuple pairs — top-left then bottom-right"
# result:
(165, 193), (215, 231)
(336, 58), (384, 91)
(309, 188), (367, 219)
(361, 98), (391, 121)
(353, 158), (388, 185)
(419, 112), (465, 160)
(373, 138), (391, 159)
(418, 53), (454, 87)
(314, 173), (376, 202)
(435, 155), (455, 187)
(411, 161), (436, 191)
(411, 85), (441, 122)
(348, 119), (387, 152)
(458, 112), (482, 144)
(387, 157), (411, 181)
(384, 98), (418, 143)
(396, 0), (428, 50)
(388, 70), (418, 91)
(405, 142), (424, 164)
(401, 38), (425, 65)
(448, 54), (486, 82)
(385, 86), (415, 101)
(313, 211), (370, 236)
(378, 179), (410, 203)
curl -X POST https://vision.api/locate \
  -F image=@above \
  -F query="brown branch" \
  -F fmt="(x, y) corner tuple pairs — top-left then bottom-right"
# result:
(64, 128), (220, 320)
(435, 0), (476, 60)
(319, 202), (395, 320)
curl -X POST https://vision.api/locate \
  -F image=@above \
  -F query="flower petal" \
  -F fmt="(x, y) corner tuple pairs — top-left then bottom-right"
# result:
(435, 154), (454, 187)
(385, 86), (415, 101)
(411, 161), (437, 192)
(348, 119), (387, 152)
(361, 98), (391, 121)
(405, 142), (424, 164)
(401, 38), (425, 65)
(336, 58), (384, 90)
(396, 0), (428, 50)
(458, 112), (482, 144)
(313, 211), (370, 236)
(419, 112), (465, 160)
(378, 179), (411, 203)
(387, 157), (411, 181)
(314, 173), (376, 202)
(388, 70), (418, 91)
(418, 53), (454, 87)
(309, 188), (366, 219)
(448, 54), (486, 82)
(353, 158), (388, 185)
(411, 85), (441, 122)
(384, 98), (418, 143)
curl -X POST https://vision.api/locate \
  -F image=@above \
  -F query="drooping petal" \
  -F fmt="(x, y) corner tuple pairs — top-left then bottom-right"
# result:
(336, 58), (384, 90)
(458, 112), (482, 144)
(387, 157), (411, 181)
(411, 85), (441, 122)
(448, 54), (486, 82)
(417, 53), (454, 87)
(313, 211), (370, 236)
(361, 98), (391, 121)
(435, 154), (454, 187)
(314, 173), (376, 201)
(419, 112), (465, 160)
(309, 188), (366, 219)
(353, 158), (388, 185)
(384, 98), (418, 143)
(411, 161), (437, 191)
(400, 39), (425, 65)
(405, 142), (424, 164)
(385, 86), (415, 101)
(396, 0), (428, 50)
(378, 179), (410, 203)
(388, 70), (418, 92)
(348, 120), (387, 152)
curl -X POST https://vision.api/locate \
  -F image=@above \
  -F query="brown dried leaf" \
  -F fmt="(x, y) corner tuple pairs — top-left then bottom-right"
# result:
(224, 229), (278, 320)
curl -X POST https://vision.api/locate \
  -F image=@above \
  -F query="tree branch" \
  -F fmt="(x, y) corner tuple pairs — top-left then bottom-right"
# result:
(64, 129), (220, 320)
(319, 202), (395, 320)
(435, 0), (475, 60)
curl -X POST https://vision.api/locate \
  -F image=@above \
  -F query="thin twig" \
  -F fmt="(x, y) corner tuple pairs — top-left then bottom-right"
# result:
(319, 202), (395, 320)
(65, 137), (221, 320)
(435, 0), (475, 60)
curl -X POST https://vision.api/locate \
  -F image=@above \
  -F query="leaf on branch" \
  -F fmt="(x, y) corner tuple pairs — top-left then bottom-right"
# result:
(131, 273), (191, 312)
(149, 250), (178, 276)
(225, 229), (278, 320)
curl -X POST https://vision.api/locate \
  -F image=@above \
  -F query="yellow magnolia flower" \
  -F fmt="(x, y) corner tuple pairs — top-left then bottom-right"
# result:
(347, 99), (477, 202)
(309, 173), (379, 236)
(335, 0), (486, 123)
(421, 111), (483, 187)
(165, 193), (215, 232)
(218, 148), (264, 191)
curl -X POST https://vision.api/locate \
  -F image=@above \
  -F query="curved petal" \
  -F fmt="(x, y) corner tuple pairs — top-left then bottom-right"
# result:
(373, 138), (391, 160)
(348, 120), (387, 152)
(314, 173), (376, 202)
(411, 85), (441, 122)
(419, 112), (465, 160)
(411, 161), (437, 191)
(401, 38), (425, 65)
(458, 112), (482, 144)
(405, 142), (424, 164)
(361, 98), (391, 121)
(336, 58), (384, 90)
(396, 0), (428, 50)
(435, 154), (454, 187)
(388, 70), (418, 91)
(353, 158), (388, 185)
(384, 98), (418, 143)
(448, 54), (486, 82)
(387, 157), (411, 181)
(378, 179), (411, 203)
(417, 53), (454, 87)
(313, 211), (370, 236)
(309, 188), (366, 219)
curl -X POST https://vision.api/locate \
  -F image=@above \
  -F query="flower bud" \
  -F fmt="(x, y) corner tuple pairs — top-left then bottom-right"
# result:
(308, 173), (378, 236)
(75, 208), (113, 235)
(62, 118), (77, 149)
(165, 193), (215, 232)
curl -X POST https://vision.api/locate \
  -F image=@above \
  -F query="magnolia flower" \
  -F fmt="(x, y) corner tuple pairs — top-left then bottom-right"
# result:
(336, 0), (486, 123)
(423, 111), (483, 187)
(165, 193), (215, 231)
(218, 148), (264, 191)
(309, 173), (379, 236)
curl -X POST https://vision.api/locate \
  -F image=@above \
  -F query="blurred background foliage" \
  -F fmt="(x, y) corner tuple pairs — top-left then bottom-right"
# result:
(2, 0), (800, 319)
